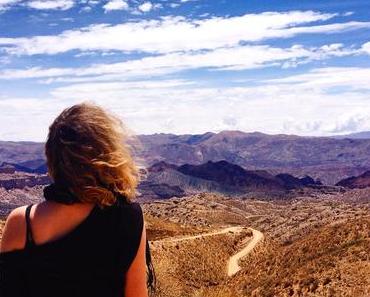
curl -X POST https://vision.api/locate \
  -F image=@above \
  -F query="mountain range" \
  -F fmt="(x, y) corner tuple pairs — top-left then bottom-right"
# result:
(2, 130), (370, 185)
(139, 160), (323, 199)
(135, 130), (370, 185)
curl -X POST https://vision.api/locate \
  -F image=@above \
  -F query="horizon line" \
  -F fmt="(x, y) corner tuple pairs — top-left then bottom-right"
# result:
(1, 129), (369, 143)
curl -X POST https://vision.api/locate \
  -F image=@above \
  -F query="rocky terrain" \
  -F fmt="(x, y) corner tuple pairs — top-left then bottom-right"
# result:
(143, 192), (370, 297)
(1, 132), (370, 296)
(0, 173), (50, 190)
(336, 170), (370, 189)
(139, 160), (323, 199)
(0, 163), (50, 216)
(0, 185), (369, 296)
(0, 186), (44, 217)
(137, 131), (370, 185)
(3, 130), (370, 184)
(0, 159), (325, 202)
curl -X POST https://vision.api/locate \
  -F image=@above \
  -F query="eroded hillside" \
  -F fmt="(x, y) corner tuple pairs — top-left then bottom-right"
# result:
(142, 192), (369, 296)
(0, 189), (369, 296)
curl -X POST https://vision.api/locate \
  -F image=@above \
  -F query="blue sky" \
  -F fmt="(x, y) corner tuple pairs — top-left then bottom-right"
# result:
(0, 0), (369, 141)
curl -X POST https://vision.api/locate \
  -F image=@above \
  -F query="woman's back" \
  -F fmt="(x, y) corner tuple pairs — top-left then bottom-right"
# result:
(0, 103), (153, 297)
(0, 198), (144, 297)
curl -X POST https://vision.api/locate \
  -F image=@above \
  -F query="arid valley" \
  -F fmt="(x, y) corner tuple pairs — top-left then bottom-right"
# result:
(0, 131), (370, 296)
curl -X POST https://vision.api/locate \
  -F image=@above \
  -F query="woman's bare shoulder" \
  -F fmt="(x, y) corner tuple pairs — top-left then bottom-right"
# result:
(0, 205), (28, 253)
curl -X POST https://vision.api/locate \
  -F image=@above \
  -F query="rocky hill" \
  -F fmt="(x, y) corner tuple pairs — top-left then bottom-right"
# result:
(138, 131), (370, 185)
(139, 160), (322, 199)
(177, 160), (284, 190)
(336, 170), (370, 189)
(0, 172), (50, 190)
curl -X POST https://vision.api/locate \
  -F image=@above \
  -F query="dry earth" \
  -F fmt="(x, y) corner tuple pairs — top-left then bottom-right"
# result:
(0, 188), (369, 296)
(142, 191), (369, 297)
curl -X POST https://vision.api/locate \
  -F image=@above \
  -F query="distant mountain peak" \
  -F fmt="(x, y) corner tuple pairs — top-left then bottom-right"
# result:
(148, 161), (178, 172)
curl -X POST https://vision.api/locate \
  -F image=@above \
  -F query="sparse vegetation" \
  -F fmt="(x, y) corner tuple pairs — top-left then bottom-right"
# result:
(0, 189), (369, 296)
(141, 192), (369, 296)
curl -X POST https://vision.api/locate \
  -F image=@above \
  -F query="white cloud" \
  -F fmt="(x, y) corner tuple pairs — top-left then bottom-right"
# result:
(42, 67), (370, 131)
(0, 96), (64, 141)
(0, 43), (361, 81)
(0, 9), (368, 141)
(362, 42), (370, 54)
(343, 11), (354, 17)
(2, 66), (370, 141)
(330, 114), (370, 134)
(1, 11), (368, 55)
(264, 67), (370, 90)
(103, 0), (128, 11)
(138, 2), (153, 12)
(52, 67), (368, 137)
(27, 0), (75, 10)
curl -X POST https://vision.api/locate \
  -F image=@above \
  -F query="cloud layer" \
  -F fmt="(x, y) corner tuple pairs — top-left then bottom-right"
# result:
(27, 0), (75, 10)
(1, 66), (370, 141)
(0, 43), (363, 82)
(0, 7), (369, 140)
(2, 11), (368, 55)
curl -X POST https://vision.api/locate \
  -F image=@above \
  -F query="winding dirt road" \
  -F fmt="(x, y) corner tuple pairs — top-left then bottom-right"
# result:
(226, 228), (264, 277)
(155, 226), (243, 243)
(153, 225), (264, 277)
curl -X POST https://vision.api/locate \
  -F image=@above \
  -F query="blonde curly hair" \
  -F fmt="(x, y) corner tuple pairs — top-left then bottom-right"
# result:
(45, 102), (139, 207)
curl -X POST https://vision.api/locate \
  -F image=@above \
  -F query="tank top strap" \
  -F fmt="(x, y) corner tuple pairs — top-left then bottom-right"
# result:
(25, 204), (36, 250)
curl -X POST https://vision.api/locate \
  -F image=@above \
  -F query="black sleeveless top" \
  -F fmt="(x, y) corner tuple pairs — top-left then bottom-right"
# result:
(0, 199), (144, 297)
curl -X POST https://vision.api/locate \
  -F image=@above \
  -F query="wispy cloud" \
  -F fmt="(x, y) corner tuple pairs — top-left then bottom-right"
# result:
(138, 2), (153, 12)
(103, 0), (128, 12)
(0, 4), (369, 141)
(27, 0), (75, 10)
(2, 11), (367, 55)
(362, 42), (370, 54)
(0, 43), (362, 81)
(264, 67), (370, 90)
